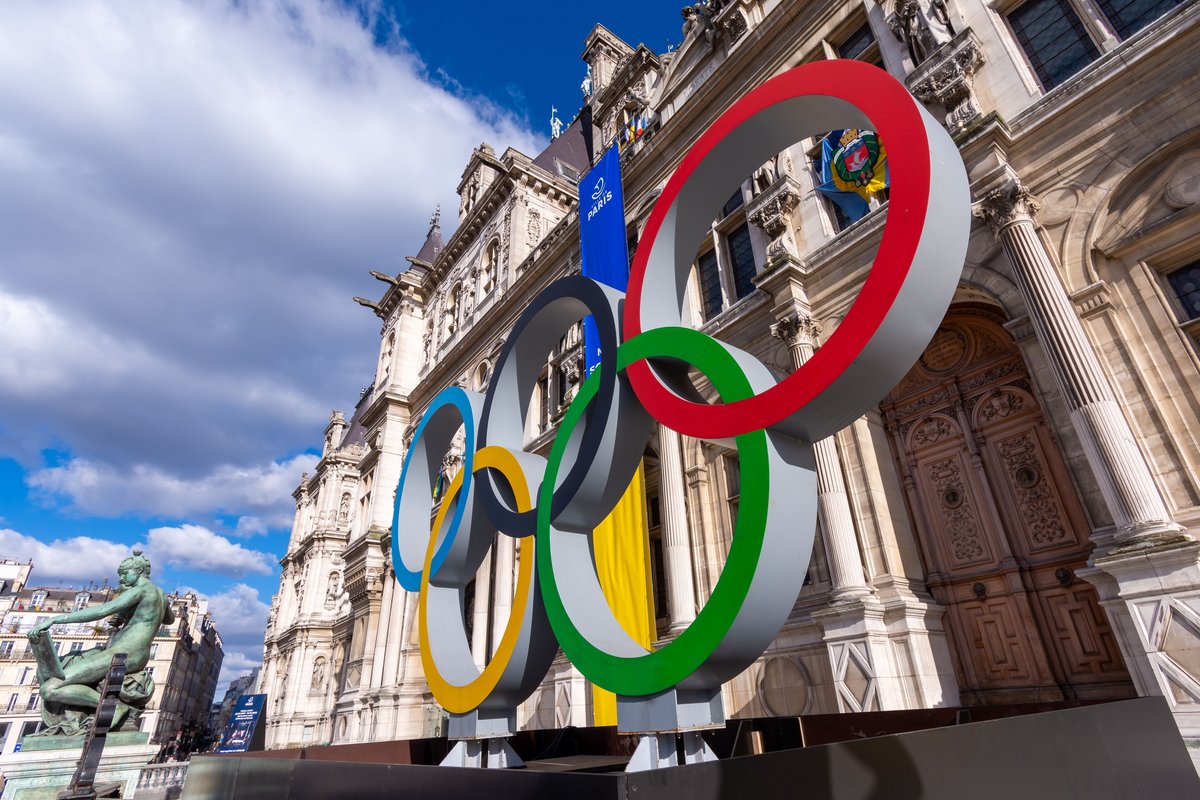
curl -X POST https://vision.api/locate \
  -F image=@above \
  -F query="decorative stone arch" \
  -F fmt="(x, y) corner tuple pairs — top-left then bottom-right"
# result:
(882, 303), (1133, 706)
(1084, 127), (1200, 282)
(480, 237), (500, 295)
(970, 385), (1037, 431)
(904, 412), (962, 452)
(473, 360), (492, 391)
(956, 267), (1023, 320)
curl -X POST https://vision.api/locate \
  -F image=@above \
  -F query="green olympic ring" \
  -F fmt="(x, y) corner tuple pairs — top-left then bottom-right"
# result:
(538, 326), (812, 696)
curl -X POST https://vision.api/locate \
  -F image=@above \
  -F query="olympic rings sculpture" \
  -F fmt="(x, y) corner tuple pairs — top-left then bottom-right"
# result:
(391, 60), (970, 729)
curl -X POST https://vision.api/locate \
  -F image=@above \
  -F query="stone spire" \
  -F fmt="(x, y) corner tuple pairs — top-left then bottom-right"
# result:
(409, 205), (443, 268)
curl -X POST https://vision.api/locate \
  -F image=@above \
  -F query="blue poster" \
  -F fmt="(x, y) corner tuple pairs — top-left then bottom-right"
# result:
(578, 145), (630, 374)
(217, 693), (266, 753)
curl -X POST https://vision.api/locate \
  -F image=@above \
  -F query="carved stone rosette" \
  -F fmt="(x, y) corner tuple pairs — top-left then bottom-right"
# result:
(907, 29), (985, 134)
(747, 174), (804, 268)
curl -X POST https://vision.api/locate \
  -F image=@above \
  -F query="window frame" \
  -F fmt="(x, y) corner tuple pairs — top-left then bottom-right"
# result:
(993, 0), (1183, 94)
(690, 184), (764, 323)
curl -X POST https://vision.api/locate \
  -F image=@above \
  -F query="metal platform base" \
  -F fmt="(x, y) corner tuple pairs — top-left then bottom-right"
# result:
(181, 697), (1199, 799)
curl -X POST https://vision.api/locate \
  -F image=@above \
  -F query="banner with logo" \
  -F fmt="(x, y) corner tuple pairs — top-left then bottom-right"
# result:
(217, 693), (267, 753)
(579, 145), (630, 373)
(577, 145), (654, 727)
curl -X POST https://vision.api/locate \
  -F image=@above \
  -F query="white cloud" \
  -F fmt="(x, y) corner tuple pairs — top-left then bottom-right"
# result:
(192, 582), (271, 694)
(29, 454), (316, 524)
(0, 528), (129, 582)
(145, 525), (276, 577)
(205, 582), (272, 638)
(0, 0), (540, 496)
(233, 516), (270, 537)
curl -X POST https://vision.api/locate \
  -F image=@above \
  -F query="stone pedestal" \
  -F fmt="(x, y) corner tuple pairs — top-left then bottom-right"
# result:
(1079, 541), (1200, 768)
(812, 595), (957, 713)
(0, 735), (156, 800)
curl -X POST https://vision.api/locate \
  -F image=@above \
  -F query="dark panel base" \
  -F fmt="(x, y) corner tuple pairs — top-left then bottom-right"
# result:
(182, 697), (1198, 800)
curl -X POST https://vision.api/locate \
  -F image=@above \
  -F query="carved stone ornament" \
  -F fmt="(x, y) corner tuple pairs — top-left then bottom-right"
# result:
(747, 174), (804, 266)
(974, 183), (1041, 235)
(907, 29), (984, 134)
(527, 210), (542, 248)
(681, 0), (723, 50)
(718, 4), (748, 43)
(770, 313), (821, 350)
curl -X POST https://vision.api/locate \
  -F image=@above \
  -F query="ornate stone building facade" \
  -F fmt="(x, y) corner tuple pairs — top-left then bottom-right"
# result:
(259, 0), (1200, 762)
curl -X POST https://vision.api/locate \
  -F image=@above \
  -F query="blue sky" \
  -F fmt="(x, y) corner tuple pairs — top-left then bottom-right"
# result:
(0, 1), (680, 691)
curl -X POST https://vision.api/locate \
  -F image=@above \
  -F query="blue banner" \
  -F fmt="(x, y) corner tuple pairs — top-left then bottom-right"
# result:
(217, 693), (266, 753)
(578, 145), (630, 374)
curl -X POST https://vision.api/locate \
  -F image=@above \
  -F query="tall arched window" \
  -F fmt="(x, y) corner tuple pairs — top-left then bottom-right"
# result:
(481, 239), (498, 295)
(446, 284), (461, 337)
(378, 331), (395, 384)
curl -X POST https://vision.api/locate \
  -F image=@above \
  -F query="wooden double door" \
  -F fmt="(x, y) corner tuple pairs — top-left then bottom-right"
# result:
(883, 307), (1133, 704)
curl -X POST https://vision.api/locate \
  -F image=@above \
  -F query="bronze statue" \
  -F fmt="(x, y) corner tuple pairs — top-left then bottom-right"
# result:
(26, 550), (172, 736)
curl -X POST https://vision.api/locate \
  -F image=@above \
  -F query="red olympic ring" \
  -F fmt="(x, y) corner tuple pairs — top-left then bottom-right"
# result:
(624, 60), (945, 442)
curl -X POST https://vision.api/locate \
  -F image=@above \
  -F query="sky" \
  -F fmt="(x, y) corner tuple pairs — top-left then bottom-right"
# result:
(0, 1), (682, 695)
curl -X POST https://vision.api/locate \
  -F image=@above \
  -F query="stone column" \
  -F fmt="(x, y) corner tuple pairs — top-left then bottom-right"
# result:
(470, 551), (493, 669)
(770, 313), (873, 600)
(975, 183), (1186, 546)
(491, 538), (514, 655)
(657, 424), (697, 630)
(357, 573), (384, 692)
(381, 577), (405, 685)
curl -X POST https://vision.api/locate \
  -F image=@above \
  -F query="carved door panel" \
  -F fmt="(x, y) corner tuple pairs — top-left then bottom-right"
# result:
(884, 308), (1132, 705)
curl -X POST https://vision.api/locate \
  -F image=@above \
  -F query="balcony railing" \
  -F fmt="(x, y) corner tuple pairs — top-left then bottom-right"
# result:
(133, 761), (189, 796)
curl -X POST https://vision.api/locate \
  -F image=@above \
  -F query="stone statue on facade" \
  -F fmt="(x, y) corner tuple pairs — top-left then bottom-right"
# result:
(681, 1), (721, 49)
(581, 65), (593, 99)
(550, 106), (563, 140)
(26, 551), (170, 736)
(889, 0), (955, 65)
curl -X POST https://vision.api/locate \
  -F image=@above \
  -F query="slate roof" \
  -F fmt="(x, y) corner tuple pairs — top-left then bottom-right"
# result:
(339, 385), (374, 450)
(531, 116), (590, 180)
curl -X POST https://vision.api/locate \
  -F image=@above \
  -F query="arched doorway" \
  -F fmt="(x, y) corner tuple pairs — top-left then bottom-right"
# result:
(882, 305), (1134, 705)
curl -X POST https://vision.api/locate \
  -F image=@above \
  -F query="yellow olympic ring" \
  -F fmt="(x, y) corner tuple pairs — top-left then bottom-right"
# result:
(418, 445), (536, 712)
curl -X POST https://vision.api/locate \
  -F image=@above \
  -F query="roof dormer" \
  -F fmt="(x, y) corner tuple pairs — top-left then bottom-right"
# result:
(457, 142), (504, 222)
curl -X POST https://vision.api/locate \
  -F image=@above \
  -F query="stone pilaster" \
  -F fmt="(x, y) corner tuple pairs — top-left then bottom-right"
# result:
(381, 578), (405, 685)
(369, 569), (395, 688)
(975, 182), (1187, 547)
(657, 424), (697, 630)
